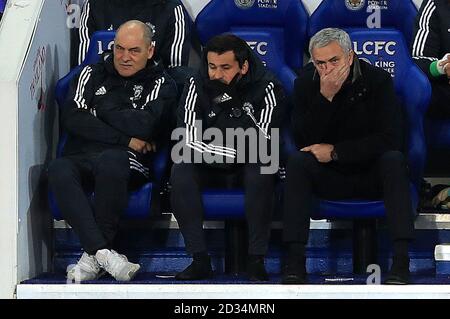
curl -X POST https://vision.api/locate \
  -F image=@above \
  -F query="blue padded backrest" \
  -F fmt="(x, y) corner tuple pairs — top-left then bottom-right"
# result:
(347, 29), (431, 188)
(82, 31), (116, 66)
(195, 0), (308, 93)
(309, 0), (418, 46)
(0, 0), (6, 13)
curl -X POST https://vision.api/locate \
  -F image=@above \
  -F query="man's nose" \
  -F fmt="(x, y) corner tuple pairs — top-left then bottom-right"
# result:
(211, 69), (223, 80)
(323, 63), (335, 74)
(122, 50), (131, 61)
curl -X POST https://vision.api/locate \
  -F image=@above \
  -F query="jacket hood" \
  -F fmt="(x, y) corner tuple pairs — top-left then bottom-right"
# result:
(199, 41), (268, 89)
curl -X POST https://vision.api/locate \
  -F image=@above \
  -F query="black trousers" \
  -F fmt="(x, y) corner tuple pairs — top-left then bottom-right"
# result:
(170, 163), (276, 255)
(427, 81), (450, 119)
(283, 150), (415, 245)
(48, 149), (147, 255)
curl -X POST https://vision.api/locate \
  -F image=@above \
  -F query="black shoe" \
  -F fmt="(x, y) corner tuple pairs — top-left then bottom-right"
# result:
(247, 256), (269, 281)
(281, 257), (306, 284)
(385, 255), (410, 285)
(175, 258), (213, 281)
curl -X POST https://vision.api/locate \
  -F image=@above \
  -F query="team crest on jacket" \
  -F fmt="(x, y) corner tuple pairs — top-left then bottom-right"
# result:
(234, 0), (255, 9)
(132, 85), (143, 100)
(208, 110), (216, 118)
(345, 0), (365, 11)
(130, 85), (144, 108)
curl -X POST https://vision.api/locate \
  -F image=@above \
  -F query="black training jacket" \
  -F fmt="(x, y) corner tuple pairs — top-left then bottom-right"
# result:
(77, 0), (190, 68)
(292, 59), (403, 174)
(176, 46), (285, 166)
(62, 52), (177, 172)
(411, 0), (450, 83)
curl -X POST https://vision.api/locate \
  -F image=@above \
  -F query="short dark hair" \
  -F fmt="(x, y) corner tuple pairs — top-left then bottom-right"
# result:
(205, 34), (249, 68)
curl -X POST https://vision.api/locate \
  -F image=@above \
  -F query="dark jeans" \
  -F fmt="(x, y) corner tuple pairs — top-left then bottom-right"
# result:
(170, 163), (276, 255)
(48, 149), (147, 255)
(283, 151), (415, 245)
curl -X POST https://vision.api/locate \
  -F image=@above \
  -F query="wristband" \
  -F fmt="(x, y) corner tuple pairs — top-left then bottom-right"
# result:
(430, 61), (444, 77)
(430, 53), (450, 77)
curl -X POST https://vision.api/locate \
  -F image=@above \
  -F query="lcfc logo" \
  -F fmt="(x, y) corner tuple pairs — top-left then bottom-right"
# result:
(345, 0), (365, 11)
(235, 0), (255, 9)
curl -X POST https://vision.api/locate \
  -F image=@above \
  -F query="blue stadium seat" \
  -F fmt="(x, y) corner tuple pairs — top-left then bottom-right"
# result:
(308, 0), (418, 47)
(80, 30), (115, 67)
(49, 31), (168, 220)
(195, 0), (308, 93)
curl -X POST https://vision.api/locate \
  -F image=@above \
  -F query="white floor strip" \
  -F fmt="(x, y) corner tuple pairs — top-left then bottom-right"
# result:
(54, 213), (450, 230)
(16, 284), (450, 299)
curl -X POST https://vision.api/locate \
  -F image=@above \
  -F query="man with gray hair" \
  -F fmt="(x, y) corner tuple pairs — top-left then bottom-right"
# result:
(281, 28), (414, 285)
(49, 20), (177, 282)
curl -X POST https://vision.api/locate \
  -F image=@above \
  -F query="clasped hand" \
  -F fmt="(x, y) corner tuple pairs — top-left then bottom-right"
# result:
(128, 137), (156, 154)
(301, 143), (334, 163)
(319, 64), (350, 102)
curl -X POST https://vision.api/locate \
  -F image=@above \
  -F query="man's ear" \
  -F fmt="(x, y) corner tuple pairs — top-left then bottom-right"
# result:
(147, 45), (155, 60)
(241, 60), (249, 75)
(348, 50), (354, 65)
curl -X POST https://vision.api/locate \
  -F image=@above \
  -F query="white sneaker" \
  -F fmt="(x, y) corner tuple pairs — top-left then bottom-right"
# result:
(67, 252), (104, 282)
(95, 249), (140, 281)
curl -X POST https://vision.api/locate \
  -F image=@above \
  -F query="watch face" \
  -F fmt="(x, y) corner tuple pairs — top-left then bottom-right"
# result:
(332, 150), (338, 161)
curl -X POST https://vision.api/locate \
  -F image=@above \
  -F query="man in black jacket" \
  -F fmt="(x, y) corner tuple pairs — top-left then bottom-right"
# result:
(76, 0), (191, 89)
(170, 34), (285, 281)
(281, 28), (414, 285)
(49, 20), (177, 282)
(411, 0), (450, 118)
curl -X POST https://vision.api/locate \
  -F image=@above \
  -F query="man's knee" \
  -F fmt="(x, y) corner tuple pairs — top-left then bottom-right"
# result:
(95, 149), (129, 180)
(48, 158), (77, 186)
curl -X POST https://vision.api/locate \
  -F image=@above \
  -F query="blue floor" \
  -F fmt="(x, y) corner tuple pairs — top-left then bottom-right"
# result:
(33, 225), (450, 287)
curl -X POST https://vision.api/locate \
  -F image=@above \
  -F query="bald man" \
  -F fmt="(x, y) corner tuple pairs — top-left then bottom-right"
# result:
(74, 0), (192, 97)
(49, 20), (177, 282)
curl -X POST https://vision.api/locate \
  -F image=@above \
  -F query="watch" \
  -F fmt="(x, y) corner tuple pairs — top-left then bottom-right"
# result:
(331, 148), (339, 161)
